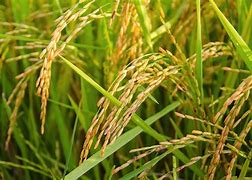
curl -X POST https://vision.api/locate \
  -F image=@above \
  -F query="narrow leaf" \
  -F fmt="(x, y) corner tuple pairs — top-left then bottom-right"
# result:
(64, 102), (180, 180)
(209, 0), (252, 71)
(120, 150), (171, 180)
(134, 0), (153, 50)
(196, 0), (203, 102)
(60, 55), (167, 141)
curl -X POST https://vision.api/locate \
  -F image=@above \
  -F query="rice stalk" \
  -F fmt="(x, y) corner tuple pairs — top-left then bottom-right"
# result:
(5, 79), (28, 149)
(208, 75), (252, 179)
(79, 54), (180, 162)
(176, 113), (249, 148)
(226, 119), (252, 179)
(35, 0), (112, 134)
(113, 130), (215, 175)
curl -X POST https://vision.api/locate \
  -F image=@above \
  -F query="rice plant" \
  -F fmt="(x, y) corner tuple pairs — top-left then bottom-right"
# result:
(0, 0), (252, 179)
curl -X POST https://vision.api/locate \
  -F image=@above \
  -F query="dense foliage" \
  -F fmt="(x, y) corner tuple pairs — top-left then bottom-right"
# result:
(0, 0), (252, 179)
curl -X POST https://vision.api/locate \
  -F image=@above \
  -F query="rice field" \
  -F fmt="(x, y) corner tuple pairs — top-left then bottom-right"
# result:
(0, 0), (252, 179)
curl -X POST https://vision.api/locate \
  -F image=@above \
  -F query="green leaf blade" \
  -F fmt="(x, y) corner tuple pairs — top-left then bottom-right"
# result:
(64, 102), (180, 180)
(209, 0), (252, 71)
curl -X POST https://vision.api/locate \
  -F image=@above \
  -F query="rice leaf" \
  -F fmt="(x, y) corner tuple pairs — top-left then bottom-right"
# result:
(120, 150), (171, 180)
(196, 0), (203, 102)
(134, 0), (153, 50)
(63, 102), (180, 180)
(209, 0), (252, 71)
(60, 55), (167, 141)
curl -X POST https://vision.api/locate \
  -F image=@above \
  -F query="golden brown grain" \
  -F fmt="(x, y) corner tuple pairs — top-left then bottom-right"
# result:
(36, 0), (97, 134)
(5, 80), (27, 149)
(208, 75), (252, 179)
(226, 119), (252, 179)
(79, 54), (180, 162)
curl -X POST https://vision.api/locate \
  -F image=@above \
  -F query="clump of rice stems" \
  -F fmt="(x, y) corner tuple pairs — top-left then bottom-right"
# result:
(110, 2), (140, 65)
(112, 130), (216, 176)
(174, 110), (252, 178)
(105, 2), (134, 85)
(129, 6), (142, 60)
(226, 119), (252, 179)
(79, 54), (179, 163)
(176, 113), (249, 148)
(172, 1), (225, 49)
(36, 0), (110, 134)
(0, 25), (40, 66)
(165, 4), (233, 114)
(112, 122), (250, 179)
(172, 1), (204, 49)
(5, 79), (28, 149)
(172, 3), (193, 38)
(161, 20), (203, 115)
(172, 41), (232, 115)
(213, 75), (252, 124)
(159, 156), (205, 179)
(208, 75), (252, 179)
(2, 0), (252, 179)
(36, 0), (94, 134)
(112, 145), (165, 175)
(1, 2), (95, 144)
(105, 2), (143, 86)
(158, 151), (234, 180)
(97, 38), (236, 175)
(2, 28), (45, 149)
